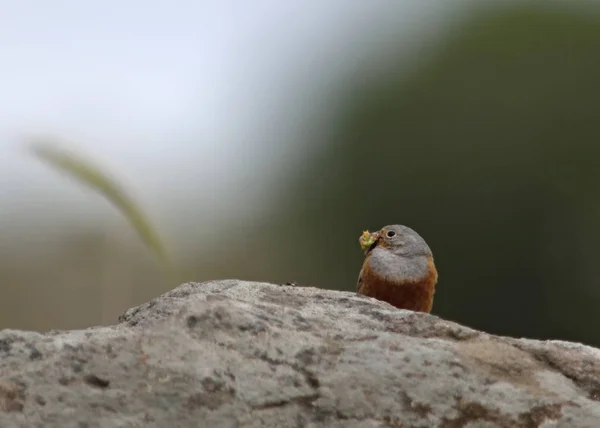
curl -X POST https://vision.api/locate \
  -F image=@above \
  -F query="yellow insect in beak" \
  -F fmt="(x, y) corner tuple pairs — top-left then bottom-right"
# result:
(359, 230), (379, 253)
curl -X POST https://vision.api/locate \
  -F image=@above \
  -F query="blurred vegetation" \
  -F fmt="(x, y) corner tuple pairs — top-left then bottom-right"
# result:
(30, 142), (170, 267)
(213, 3), (600, 346)
(2, 2), (600, 349)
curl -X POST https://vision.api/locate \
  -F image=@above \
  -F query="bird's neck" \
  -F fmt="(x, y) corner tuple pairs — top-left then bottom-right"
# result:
(368, 248), (430, 283)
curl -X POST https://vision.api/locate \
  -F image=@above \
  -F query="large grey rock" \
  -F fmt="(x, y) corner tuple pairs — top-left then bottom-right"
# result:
(0, 280), (599, 427)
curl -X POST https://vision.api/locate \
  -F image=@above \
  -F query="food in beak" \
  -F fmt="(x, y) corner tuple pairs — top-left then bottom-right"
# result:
(359, 230), (380, 253)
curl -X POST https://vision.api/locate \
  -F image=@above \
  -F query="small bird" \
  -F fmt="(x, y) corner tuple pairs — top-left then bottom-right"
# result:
(357, 224), (438, 313)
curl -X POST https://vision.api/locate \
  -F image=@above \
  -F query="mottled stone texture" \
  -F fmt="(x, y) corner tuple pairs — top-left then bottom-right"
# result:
(1, 280), (599, 427)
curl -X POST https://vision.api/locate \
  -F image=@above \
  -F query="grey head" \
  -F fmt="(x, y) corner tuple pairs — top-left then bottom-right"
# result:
(370, 224), (433, 258)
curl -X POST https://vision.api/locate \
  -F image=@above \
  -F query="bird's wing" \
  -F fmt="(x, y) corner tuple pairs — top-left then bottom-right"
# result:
(356, 268), (364, 293)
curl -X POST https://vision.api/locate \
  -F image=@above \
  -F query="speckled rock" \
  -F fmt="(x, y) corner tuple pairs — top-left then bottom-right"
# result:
(1, 280), (599, 427)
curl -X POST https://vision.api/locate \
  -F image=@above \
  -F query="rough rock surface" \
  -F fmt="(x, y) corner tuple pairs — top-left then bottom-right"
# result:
(1, 280), (599, 428)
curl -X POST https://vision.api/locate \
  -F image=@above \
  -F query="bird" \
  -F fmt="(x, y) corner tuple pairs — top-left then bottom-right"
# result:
(357, 224), (438, 313)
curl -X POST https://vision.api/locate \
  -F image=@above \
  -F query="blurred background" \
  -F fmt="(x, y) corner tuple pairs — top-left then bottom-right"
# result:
(1, 0), (600, 347)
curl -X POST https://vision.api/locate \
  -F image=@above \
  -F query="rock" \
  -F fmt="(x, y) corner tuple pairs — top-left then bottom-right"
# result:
(0, 280), (599, 428)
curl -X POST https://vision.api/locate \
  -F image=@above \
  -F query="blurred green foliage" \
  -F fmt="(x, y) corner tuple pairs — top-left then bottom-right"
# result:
(216, 3), (600, 346)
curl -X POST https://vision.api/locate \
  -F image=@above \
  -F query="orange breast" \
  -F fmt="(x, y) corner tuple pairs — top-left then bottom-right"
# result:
(357, 256), (437, 313)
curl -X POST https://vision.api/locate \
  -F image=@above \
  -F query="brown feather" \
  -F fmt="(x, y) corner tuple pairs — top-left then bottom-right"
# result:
(357, 255), (437, 313)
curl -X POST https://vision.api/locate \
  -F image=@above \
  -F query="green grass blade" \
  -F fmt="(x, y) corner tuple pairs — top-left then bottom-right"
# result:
(29, 141), (170, 266)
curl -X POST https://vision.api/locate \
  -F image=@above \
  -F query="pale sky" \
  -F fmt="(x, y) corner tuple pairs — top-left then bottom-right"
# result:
(0, 1), (461, 232)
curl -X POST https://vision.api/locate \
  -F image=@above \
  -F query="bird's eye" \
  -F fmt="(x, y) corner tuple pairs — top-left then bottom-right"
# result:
(386, 230), (396, 238)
